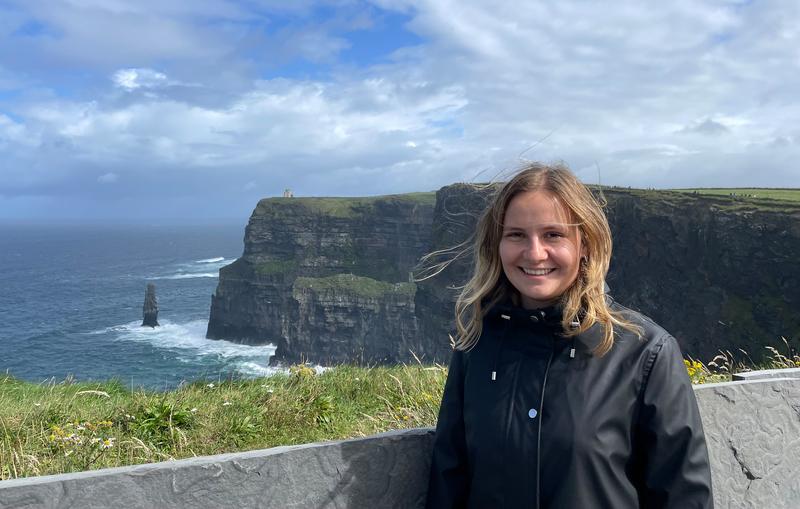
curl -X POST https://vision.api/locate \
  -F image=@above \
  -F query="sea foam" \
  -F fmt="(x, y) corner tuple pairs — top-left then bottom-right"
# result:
(96, 320), (278, 378)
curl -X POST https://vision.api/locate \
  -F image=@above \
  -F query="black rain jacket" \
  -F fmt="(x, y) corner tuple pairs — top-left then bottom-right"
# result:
(425, 298), (713, 509)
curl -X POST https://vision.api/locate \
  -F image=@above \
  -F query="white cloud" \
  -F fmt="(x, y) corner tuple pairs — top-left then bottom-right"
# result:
(112, 68), (169, 90)
(97, 172), (118, 183)
(3, 0), (800, 221)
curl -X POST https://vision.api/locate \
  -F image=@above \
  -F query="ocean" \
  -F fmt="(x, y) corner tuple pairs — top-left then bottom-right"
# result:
(0, 223), (278, 390)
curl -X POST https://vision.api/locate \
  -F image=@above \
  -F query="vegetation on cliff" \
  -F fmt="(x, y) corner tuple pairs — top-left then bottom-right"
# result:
(254, 192), (436, 218)
(2, 342), (798, 481)
(0, 363), (446, 480)
(293, 274), (416, 299)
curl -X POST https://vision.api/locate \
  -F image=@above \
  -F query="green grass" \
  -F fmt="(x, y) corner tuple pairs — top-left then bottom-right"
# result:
(672, 188), (800, 202)
(0, 364), (446, 480)
(256, 192), (436, 218)
(2, 344), (798, 480)
(293, 274), (416, 299)
(255, 259), (299, 276)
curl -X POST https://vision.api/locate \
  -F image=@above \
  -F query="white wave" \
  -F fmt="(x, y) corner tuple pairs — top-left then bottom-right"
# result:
(148, 272), (219, 280)
(96, 319), (277, 377)
(195, 257), (226, 264)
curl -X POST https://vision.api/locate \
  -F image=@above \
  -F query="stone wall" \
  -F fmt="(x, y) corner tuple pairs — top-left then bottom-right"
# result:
(2, 376), (798, 508)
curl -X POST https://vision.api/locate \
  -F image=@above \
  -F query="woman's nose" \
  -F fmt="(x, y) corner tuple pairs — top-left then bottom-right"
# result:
(523, 237), (547, 261)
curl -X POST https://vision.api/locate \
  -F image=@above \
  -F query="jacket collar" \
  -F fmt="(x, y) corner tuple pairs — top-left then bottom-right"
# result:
(484, 281), (612, 355)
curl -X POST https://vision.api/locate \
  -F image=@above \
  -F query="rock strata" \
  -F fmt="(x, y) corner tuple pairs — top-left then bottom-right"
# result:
(208, 187), (800, 365)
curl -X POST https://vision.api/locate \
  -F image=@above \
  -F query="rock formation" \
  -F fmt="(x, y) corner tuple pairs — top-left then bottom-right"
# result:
(207, 187), (800, 365)
(142, 283), (159, 328)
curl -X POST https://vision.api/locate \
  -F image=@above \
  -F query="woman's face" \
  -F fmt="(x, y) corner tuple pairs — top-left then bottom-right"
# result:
(499, 190), (583, 309)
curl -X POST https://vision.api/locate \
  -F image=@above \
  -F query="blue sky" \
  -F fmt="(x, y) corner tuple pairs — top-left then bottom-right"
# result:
(0, 0), (798, 223)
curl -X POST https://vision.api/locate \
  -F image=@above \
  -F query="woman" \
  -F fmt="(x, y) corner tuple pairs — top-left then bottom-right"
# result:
(425, 163), (713, 508)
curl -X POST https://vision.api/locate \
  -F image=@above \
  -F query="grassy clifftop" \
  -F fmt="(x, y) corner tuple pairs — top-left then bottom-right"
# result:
(254, 192), (436, 218)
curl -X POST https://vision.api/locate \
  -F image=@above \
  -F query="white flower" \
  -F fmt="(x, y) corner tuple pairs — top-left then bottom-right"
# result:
(222, 401), (231, 406)
(190, 407), (198, 413)
(206, 383), (215, 388)
(33, 403), (41, 407)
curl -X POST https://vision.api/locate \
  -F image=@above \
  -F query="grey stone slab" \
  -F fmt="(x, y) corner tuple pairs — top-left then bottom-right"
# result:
(0, 428), (435, 509)
(732, 367), (800, 381)
(695, 378), (800, 509)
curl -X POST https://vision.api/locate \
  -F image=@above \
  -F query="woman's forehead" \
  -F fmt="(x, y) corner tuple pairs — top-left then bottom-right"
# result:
(503, 190), (576, 226)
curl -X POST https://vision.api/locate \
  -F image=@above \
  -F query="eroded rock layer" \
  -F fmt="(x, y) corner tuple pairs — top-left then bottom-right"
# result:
(207, 187), (800, 365)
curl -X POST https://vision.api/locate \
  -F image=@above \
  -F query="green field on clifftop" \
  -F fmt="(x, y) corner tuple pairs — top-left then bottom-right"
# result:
(671, 188), (800, 202)
(259, 192), (436, 218)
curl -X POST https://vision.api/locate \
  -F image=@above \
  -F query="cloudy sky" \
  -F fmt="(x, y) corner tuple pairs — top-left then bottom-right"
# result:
(1, 0), (798, 223)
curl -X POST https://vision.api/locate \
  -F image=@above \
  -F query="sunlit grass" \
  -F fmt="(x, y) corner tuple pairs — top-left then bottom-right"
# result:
(0, 363), (447, 480)
(2, 338), (797, 480)
(671, 188), (800, 202)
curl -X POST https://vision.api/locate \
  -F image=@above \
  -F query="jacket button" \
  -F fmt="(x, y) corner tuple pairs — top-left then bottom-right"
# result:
(528, 408), (538, 419)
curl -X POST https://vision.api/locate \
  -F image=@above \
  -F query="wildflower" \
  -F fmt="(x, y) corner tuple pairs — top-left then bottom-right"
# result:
(223, 401), (232, 406)
(101, 437), (115, 449)
(207, 383), (215, 388)
(354, 378), (360, 382)
(33, 402), (41, 407)
(190, 407), (198, 413)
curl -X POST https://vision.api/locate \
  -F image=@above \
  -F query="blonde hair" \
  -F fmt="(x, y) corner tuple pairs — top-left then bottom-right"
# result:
(453, 162), (640, 356)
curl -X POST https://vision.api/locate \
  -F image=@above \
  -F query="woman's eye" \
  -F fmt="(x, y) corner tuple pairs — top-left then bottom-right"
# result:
(545, 231), (565, 239)
(504, 231), (524, 239)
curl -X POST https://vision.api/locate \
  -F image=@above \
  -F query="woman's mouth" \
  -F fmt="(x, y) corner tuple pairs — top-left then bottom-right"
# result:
(520, 267), (556, 276)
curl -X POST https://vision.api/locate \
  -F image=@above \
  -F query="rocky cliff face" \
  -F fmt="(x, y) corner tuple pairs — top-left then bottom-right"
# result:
(206, 193), (443, 364)
(208, 187), (800, 365)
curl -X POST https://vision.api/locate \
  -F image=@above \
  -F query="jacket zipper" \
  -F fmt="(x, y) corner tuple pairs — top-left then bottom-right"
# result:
(536, 347), (556, 509)
(502, 360), (521, 508)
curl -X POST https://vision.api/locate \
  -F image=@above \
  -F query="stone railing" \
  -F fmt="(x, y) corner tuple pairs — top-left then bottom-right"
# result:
(1, 372), (799, 508)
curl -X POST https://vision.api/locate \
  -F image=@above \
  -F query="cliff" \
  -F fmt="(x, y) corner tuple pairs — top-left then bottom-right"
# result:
(206, 193), (445, 364)
(207, 186), (800, 365)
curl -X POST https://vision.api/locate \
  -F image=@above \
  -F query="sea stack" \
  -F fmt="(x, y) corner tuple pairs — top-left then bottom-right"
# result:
(142, 283), (159, 327)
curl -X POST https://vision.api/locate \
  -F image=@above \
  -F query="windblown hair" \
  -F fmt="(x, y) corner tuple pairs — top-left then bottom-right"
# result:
(453, 162), (641, 356)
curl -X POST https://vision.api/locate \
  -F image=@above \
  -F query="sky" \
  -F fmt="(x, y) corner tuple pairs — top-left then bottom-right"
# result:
(1, 0), (798, 223)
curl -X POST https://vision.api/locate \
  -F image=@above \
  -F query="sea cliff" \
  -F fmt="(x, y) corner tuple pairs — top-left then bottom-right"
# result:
(207, 186), (800, 365)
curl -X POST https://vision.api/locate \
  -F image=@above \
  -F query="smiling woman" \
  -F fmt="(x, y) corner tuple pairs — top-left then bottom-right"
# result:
(425, 162), (714, 509)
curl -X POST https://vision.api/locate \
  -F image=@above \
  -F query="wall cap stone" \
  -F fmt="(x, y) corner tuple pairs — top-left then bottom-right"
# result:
(731, 367), (800, 381)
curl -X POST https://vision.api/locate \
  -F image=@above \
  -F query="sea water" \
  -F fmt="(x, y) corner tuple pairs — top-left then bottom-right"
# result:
(0, 223), (279, 390)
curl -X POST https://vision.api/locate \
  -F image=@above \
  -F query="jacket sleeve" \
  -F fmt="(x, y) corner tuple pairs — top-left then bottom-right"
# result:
(425, 349), (470, 509)
(636, 334), (714, 509)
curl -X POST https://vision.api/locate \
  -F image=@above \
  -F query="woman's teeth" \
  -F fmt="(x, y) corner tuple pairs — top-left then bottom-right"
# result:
(521, 268), (555, 276)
